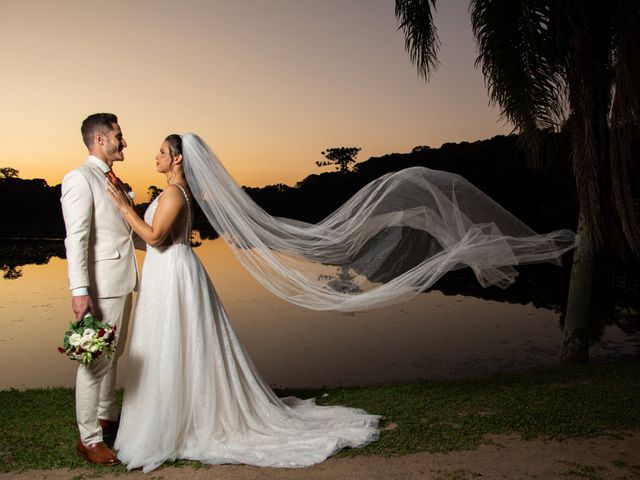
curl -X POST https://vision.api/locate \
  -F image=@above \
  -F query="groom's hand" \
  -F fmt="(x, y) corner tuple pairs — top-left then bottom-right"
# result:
(72, 295), (95, 321)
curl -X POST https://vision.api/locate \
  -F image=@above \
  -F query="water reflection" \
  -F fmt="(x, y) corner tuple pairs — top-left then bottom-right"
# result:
(320, 266), (363, 294)
(0, 237), (638, 390)
(0, 235), (569, 309)
(0, 238), (66, 279)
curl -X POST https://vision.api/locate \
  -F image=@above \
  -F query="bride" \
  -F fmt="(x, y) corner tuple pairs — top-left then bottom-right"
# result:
(107, 134), (380, 472)
(108, 132), (575, 472)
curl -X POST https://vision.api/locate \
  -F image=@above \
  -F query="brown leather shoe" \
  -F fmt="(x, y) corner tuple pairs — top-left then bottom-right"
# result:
(76, 439), (121, 466)
(98, 418), (119, 434)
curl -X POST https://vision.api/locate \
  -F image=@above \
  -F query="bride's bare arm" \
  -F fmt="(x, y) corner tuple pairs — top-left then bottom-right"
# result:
(107, 183), (185, 247)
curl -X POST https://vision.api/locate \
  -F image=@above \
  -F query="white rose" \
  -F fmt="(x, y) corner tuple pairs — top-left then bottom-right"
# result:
(80, 336), (93, 350)
(82, 328), (96, 338)
(69, 333), (82, 347)
(88, 343), (100, 353)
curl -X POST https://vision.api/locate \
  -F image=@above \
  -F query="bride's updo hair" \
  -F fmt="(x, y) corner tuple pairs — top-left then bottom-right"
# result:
(165, 134), (183, 160)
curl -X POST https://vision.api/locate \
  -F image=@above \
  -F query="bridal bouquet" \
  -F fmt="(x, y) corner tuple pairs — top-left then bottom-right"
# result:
(58, 315), (117, 366)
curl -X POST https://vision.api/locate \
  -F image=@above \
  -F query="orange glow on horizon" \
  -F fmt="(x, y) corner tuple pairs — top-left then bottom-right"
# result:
(2, 1), (511, 202)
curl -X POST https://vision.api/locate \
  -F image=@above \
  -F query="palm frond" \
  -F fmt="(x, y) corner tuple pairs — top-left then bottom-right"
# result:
(471, 0), (567, 170)
(395, 0), (440, 80)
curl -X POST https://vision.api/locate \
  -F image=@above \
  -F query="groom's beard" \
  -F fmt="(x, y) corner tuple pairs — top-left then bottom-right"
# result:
(106, 140), (124, 162)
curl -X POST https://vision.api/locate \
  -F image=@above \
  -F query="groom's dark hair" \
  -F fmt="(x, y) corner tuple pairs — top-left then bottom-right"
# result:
(81, 113), (118, 148)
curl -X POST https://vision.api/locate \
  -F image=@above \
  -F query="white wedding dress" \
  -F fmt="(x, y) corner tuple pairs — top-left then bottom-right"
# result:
(114, 186), (380, 473)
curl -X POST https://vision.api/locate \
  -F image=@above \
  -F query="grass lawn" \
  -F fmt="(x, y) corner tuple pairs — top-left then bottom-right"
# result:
(1, 360), (639, 473)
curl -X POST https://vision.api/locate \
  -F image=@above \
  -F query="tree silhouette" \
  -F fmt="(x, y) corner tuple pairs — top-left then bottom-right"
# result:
(316, 147), (361, 173)
(0, 167), (19, 179)
(412, 145), (432, 153)
(147, 185), (164, 202)
(395, 0), (640, 363)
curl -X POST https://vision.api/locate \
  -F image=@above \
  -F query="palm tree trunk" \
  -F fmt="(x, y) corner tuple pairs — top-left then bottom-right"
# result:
(560, 211), (593, 363)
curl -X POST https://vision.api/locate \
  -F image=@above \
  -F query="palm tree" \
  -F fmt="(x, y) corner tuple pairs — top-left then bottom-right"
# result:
(395, 0), (640, 362)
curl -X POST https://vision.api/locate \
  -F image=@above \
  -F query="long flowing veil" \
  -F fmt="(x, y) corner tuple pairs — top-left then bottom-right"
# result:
(182, 133), (576, 311)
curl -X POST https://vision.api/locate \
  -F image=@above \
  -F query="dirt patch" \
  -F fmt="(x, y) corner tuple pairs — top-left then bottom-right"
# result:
(2, 431), (639, 480)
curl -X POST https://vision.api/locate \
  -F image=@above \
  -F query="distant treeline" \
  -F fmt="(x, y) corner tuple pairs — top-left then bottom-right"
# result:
(243, 133), (578, 232)
(0, 178), (65, 237)
(0, 133), (578, 239)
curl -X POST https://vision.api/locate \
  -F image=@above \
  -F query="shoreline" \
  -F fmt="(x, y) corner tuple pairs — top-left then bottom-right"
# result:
(3, 350), (640, 393)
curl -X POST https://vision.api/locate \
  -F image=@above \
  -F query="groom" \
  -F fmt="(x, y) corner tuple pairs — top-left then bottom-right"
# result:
(60, 113), (139, 466)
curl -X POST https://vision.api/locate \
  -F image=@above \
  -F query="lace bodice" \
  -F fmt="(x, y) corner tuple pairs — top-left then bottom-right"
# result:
(143, 184), (192, 247)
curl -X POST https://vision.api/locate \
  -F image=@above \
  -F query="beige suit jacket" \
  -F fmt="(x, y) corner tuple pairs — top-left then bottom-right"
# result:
(61, 156), (139, 298)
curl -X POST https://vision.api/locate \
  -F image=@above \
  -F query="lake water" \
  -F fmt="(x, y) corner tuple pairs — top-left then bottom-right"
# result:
(1, 238), (638, 390)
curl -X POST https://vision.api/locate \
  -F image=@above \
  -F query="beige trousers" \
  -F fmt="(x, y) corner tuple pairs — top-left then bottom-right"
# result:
(76, 293), (132, 446)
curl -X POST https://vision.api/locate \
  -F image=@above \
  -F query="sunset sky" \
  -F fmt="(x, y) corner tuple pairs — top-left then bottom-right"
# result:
(1, 0), (511, 199)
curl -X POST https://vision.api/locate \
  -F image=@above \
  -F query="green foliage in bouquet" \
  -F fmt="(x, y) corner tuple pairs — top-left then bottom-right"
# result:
(58, 315), (117, 366)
